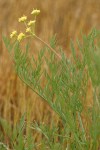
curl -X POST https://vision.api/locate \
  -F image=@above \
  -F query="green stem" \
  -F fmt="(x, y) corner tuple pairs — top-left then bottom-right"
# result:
(33, 34), (62, 59)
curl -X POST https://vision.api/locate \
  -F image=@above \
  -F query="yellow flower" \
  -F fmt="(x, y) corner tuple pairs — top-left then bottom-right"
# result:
(31, 9), (40, 15)
(28, 20), (36, 26)
(26, 27), (31, 33)
(18, 15), (27, 22)
(17, 33), (25, 42)
(10, 31), (17, 38)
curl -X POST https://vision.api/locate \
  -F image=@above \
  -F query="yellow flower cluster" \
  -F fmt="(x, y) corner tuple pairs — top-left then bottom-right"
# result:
(26, 27), (31, 33)
(19, 15), (27, 22)
(10, 31), (17, 38)
(31, 9), (40, 15)
(10, 8), (40, 42)
(17, 33), (25, 42)
(28, 20), (36, 26)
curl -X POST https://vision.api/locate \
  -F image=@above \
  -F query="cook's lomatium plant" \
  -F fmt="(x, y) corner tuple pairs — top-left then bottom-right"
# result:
(3, 8), (100, 150)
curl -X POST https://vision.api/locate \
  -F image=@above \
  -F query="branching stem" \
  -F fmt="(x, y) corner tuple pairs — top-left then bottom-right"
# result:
(34, 34), (62, 59)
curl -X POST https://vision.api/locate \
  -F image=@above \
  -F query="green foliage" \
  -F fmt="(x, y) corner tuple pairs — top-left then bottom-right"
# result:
(0, 114), (37, 150)
(1, 28), (100, 149)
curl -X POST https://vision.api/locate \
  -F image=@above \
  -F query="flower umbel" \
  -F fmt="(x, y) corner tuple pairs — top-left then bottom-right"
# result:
(17, 33), (25, 42)
(31, 9), (40, 15)
(28, 20), (36, 26)
(26, 27), (31, 33)
(10, 8), (40, 43)
(10, 31), (17, 38)
(19, 15), (27, 22)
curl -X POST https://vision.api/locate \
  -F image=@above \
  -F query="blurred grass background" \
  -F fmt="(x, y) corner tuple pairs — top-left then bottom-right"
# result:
(0, 0), (100, 128)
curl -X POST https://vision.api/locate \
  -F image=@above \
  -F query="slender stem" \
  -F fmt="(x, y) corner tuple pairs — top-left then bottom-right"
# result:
(24, 23), (61, 59)
(33, 34), (62, 59)
(24, 21), (27, 28)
